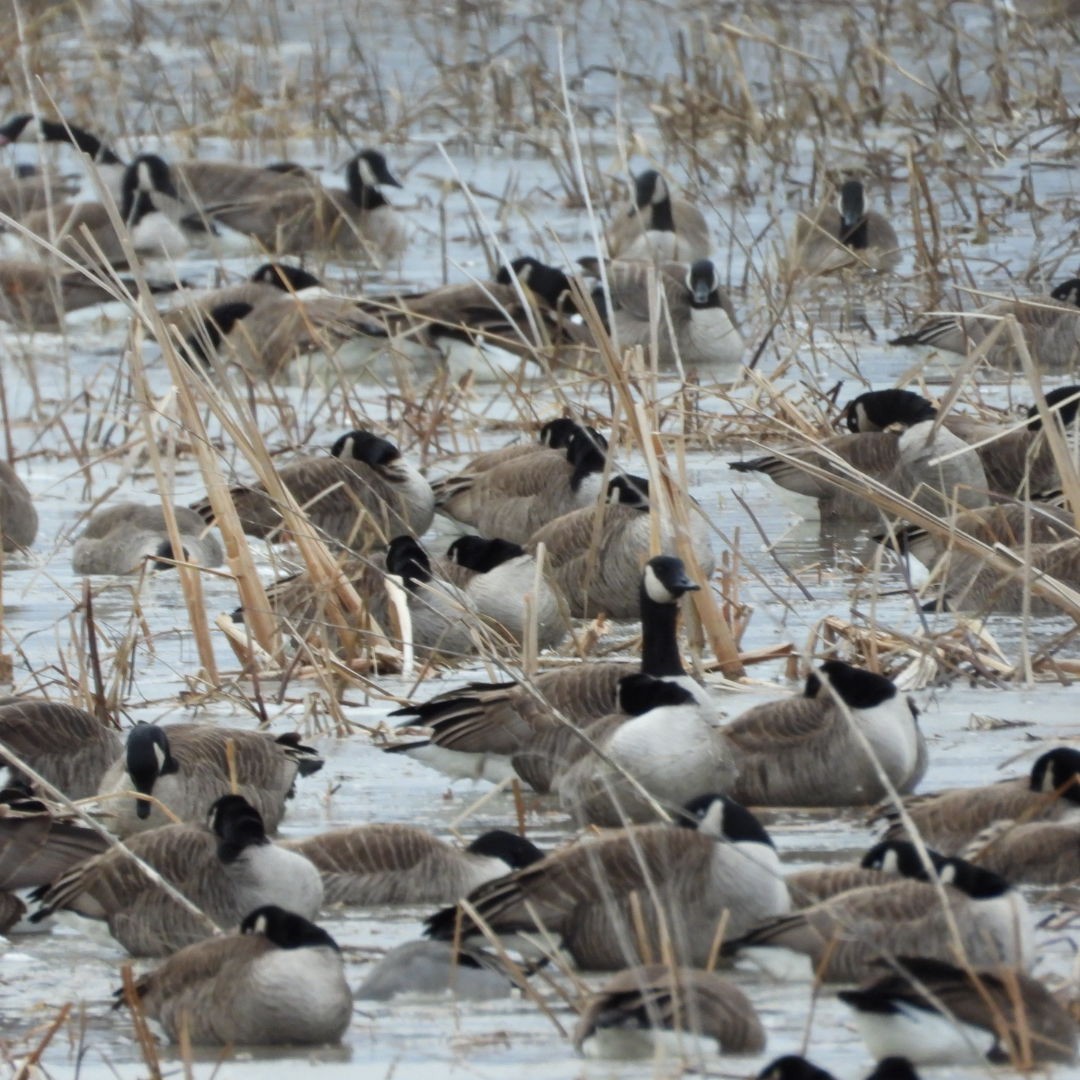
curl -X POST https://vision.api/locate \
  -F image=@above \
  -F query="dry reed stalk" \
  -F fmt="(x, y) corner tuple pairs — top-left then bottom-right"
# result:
(120, 963), (163, 1080)
(12, 1002), (72, 1080)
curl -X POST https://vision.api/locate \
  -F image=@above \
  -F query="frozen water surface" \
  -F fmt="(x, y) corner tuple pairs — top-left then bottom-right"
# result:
(1, 0), (1079, 1076)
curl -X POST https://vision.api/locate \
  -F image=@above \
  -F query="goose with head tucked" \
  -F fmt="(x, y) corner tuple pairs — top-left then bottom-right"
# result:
(282, 825), (543, 906)
(874, 746), (1080, 854)
(721, 660), (926, 807)
(526, 473), (715, 620)
(386, 555), (709, 787)
(441, 534), (566, 649)
(192, 428), (433, 549)
(604, 168), (711, 264)
(593, 258), (743, 371)
(432, 425), (608, 544)
(792, 178), (901, 274)
(31, 795), (323, 956)
(119, 905), (351, 1045)
(72, 502), (223, 575)
(573, 964), (765, 1060)
(95, 723), (323, 837)
(839, 955), (1078, 1066)
(202, 148), (407, 261)
(890, 278), (1080, 371)
(728, 841), (1033, 982)
(425, 793), (790, 971)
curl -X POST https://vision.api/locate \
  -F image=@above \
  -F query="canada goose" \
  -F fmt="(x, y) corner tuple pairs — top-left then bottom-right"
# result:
(359, 256), (586, 363)
(720, 660), (926, 807)
(0, 698), (122, 799)
(553, 674), (736, 826)
(0, 114), (315, 210)
(356, 939), (514, 1001)
(791, 179), (901, 274)
(0, 792), (109, 930)
(281, 825), (542, 905)
(785, 838), (930, 909)
(938, 385), (1080, 498)
(11, 154), (202, 269)
(874, 747), (1080, 854)
(95, 722), (323, 836)
(0, 166), (78, 219)
(0, 115), (126, 198)
(0, 461), (36, 550)
(729, 844), (1033, 982)
(424, 793), (791, 971)
(193, 429), (434, 548)
(573, 964), (765, 1059)
(387, 555), (708, 786)
(890, 278), (1080, 370)
(72, 502), (223, 575)
(120, 904), (351, 1045)
(256, 534), (488, 661)
(451, 416), (584, 475)
(604, 169), (711, 264)
(31, 795), (323, 956)
(875, 500), (1077, 570)
(730, 389), (989, 521)
(203, 148), (407, 260)
(960, 819), (1080, 885)
(839, 956), (1078, 1065)
(526, 473), (715, 620)
(593, 258), (743, 370)
(181, 291), (387, 380)
(0, 258), (182, 332)
(432, 426), (608, 544)
(442, 535), (566, 649)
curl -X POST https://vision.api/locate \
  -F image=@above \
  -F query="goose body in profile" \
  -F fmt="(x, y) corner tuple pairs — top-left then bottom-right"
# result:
(203, 149), (407, 261)
(387, 555), (709, 787)
(729, 843), (1033, 982)
(432, 426), (608, 544)
(874, 747), (1080, 854)
(840, 956), (1078, 1065)
(121, 905), (352, 1045)
(193, 429), (434, 548)
(281, 825), (542, 905)
(574, 964), (765, 1059)
(791, 179), (901, 274)
(31, 796), (323, 956)
(721, 660), (926, 806)
(95, 723), (323, 836)
(72, 502), (223, 574)
(604, 169), (711, 264)
(890, 278), (1080, 370)
(425, 794), (791, 971)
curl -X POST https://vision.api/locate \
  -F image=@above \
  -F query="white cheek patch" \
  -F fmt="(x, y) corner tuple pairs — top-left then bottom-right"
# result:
(153, 743), (167, 771)
(358, 159), (378, 187)
(643, 565), (674, 603)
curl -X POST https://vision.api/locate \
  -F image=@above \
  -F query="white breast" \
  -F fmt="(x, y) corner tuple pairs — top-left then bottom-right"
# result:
(684, 307), (744, 368)
(851, 1001), (996, 1066)
(856, 695), (922, 786)
(131, 212), (191, 259)
(227, 844), (324, 920)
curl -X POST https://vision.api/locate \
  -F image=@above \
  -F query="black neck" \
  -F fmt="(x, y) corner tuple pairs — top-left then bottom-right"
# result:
(650, 194), (675, 233)
(41, 120), (124, 165)
(640, 588), (684, 677)
(347, 161), (389, 210)
(841, 216), (868, 250)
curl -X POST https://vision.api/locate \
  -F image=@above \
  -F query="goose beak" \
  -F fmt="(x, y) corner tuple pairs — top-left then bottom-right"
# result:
(692, 279), (712, 304)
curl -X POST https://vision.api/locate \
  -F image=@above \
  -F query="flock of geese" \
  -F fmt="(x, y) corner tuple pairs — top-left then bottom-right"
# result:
(2, 110), (1080, 1077)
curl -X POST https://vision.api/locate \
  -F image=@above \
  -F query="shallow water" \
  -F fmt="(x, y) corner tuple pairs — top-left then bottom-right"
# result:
(2, 0), (1080, 1076)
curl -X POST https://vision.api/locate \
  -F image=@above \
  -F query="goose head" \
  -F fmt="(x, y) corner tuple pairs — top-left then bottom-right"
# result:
(607, 474), (649, 509)
(446, 535), (525, 573)
(125, 724), (179, 819)
(641, 555), (698, 605)
(250, 262), (323, 292)
(844, 389), (937, 432)
(385, 535), (431, 590)
(241, 904), (341, 951)
(678, 792), (775, 847)
(331, 429), (401, 467)
(1029, 747), (1080, 800)
(346, 149), (402, 209)
(465, 829), (544, 870)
